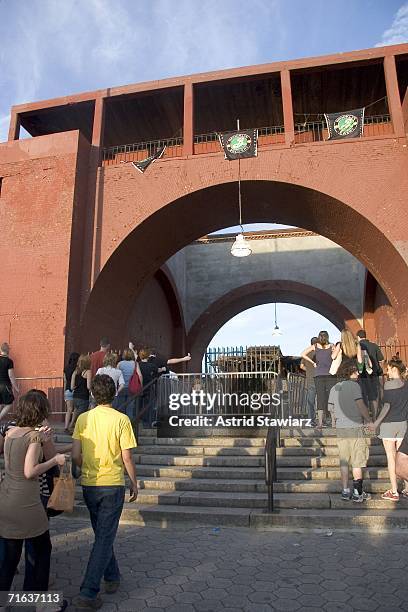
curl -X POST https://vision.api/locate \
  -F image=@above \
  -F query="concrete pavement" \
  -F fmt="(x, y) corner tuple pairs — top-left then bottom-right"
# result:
(9, 517), (408, 611)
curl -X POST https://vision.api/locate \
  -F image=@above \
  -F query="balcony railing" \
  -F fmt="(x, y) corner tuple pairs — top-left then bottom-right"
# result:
(193, 125), (285, 155)
(295, 114), (391, 143)
(101, 115), (392, 167)
(102, 137), (184, 166)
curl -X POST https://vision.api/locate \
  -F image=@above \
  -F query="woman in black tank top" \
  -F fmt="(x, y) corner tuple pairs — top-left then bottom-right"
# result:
(301, 331), (336, 429)
(70, 354), (92, 432)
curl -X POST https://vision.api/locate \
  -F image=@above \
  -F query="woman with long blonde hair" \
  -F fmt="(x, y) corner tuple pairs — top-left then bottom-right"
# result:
(332, 329), (363, 362)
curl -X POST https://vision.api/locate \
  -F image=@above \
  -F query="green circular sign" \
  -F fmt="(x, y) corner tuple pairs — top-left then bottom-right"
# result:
(227, 133), (252, 154)
(333, 114), (359, 137)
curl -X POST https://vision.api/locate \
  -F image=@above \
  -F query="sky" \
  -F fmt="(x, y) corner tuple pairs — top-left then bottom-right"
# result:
(0, 0), (407, 141)
(0, 0), (407, 354)
(210, 304), (340, 356)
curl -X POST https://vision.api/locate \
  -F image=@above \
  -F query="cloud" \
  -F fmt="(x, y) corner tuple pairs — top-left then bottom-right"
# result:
(376, 2), (408, 46)
(0, 0), (285, 142)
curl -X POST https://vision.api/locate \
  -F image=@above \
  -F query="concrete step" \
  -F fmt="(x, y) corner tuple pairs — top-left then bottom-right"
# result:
(138, 435), (381, 448)
(252, 508), (408, 530)
(135, 477), (397, 495)
(135, 453), (388, 468)
(139, 437), (267, 447)
(71, 501), (408, 530)
(134, 464), (392, 480)
(135, 444), (386, 457)
(131, 489), (408, 511)
(137, 445), (322, 456)
(71, 477), (401, 497)
(137, 489), (408, 511)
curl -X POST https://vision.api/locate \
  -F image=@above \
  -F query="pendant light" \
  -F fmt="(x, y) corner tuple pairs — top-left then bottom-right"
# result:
(271, 303), (283, 336)
(231, 120), (252, 258)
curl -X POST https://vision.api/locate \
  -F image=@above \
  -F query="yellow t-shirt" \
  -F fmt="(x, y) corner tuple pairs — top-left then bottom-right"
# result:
(72, 405), (136, 486)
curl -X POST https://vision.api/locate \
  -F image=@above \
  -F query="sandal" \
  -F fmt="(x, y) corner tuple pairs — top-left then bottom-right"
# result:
(401, 489), (408, 498)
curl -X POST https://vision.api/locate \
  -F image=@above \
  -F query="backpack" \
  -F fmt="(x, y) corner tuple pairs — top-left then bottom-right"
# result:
(128, 366), (142, 395)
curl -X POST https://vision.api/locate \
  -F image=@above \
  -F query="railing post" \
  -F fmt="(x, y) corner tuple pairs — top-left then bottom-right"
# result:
(183, 82), (194, 156)
(280, 69), (295, 146)
(383, 55), (405, 139)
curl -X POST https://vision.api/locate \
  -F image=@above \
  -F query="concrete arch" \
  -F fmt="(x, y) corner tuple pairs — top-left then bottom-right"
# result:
(79, 170), (408, 350)
(186, 280), (360, 372)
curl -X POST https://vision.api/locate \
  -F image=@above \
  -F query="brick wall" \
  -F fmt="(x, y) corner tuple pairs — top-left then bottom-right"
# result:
(0, 131), (89, 376)
(81, 136), (408, 348)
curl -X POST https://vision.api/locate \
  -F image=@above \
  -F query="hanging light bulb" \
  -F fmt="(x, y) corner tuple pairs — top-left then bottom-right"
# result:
(231, 231), (252, 257)
(271, 324), (283, 337)
(271, 303), (283, 336)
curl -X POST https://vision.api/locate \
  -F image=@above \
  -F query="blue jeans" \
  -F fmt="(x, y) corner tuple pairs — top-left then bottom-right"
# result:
(80, 486), (125, 599)
(141, 386), (157, 427)
(306, 384), (316, 421)
(112, 388), (135, 418)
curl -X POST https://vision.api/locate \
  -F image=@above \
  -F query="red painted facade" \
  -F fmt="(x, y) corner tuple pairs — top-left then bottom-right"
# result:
(0, 44), (407, 376)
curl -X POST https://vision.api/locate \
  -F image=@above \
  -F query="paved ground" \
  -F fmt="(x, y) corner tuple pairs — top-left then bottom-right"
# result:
(9, 517), (408, 611)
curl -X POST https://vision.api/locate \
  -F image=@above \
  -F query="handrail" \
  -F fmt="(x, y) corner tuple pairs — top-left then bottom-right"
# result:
(265, 425), (279, 512)
(264, 374), (283, 512)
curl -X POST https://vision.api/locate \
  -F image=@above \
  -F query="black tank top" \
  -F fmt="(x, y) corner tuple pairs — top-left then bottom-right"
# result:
(73, 371), (89, 400)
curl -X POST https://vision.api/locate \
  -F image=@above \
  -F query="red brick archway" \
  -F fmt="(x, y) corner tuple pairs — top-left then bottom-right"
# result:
(79, 176), (408, 353)
(186, 280), (360, 372)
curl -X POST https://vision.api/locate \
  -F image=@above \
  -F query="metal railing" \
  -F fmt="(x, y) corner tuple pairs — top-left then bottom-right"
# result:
(294, 114), (391, 143)
(287, 372), (308, 417)
(156, 372), (279, 419)
(102, 136), (183, 166)
(8, 377), (64, 417)
(193, 125), (285, 154)
(379, 342), (408, 364)
(265, 425), (279, 512)
(264, 374), (283, 512)
(193, 125), (285, 143)
(101, 115), (392, 165)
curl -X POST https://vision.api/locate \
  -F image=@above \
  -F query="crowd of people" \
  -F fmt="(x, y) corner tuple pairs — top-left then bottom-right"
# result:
(2, 331), (408, 608)
(300, 328), (408, 503)
(0, 338), (191, 611)
(62, 338), (191, 432)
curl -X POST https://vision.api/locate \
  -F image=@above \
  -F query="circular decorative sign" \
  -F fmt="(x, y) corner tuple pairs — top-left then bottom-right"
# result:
(226, 133), (252, 155)
(333, 114), (359, 137)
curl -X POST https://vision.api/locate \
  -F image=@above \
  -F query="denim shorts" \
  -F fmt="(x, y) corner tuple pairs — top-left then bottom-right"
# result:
(73, 397), (89, 414)
(64, 389), (74, 401)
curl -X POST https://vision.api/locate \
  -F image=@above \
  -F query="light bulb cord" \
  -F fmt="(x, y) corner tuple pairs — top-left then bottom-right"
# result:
(238, 158), (243, 231)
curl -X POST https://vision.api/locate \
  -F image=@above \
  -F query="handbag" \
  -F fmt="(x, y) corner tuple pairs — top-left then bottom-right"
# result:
(42, 463), (63, 517)
(330, 348), (342, 375)
(47, 462), (75, 513)
(128, 366), (142, 395)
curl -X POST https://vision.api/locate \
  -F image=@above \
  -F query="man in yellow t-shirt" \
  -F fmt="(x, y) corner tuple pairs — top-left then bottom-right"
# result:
(72, 374), (138, 610)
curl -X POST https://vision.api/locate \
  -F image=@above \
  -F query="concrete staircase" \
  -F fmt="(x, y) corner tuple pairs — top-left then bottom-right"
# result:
(2, 426), (406, 529)
(59, 426), (408, 530)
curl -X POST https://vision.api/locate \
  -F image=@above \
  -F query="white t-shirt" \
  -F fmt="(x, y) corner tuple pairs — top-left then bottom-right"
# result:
(96, 366), (125, 394)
